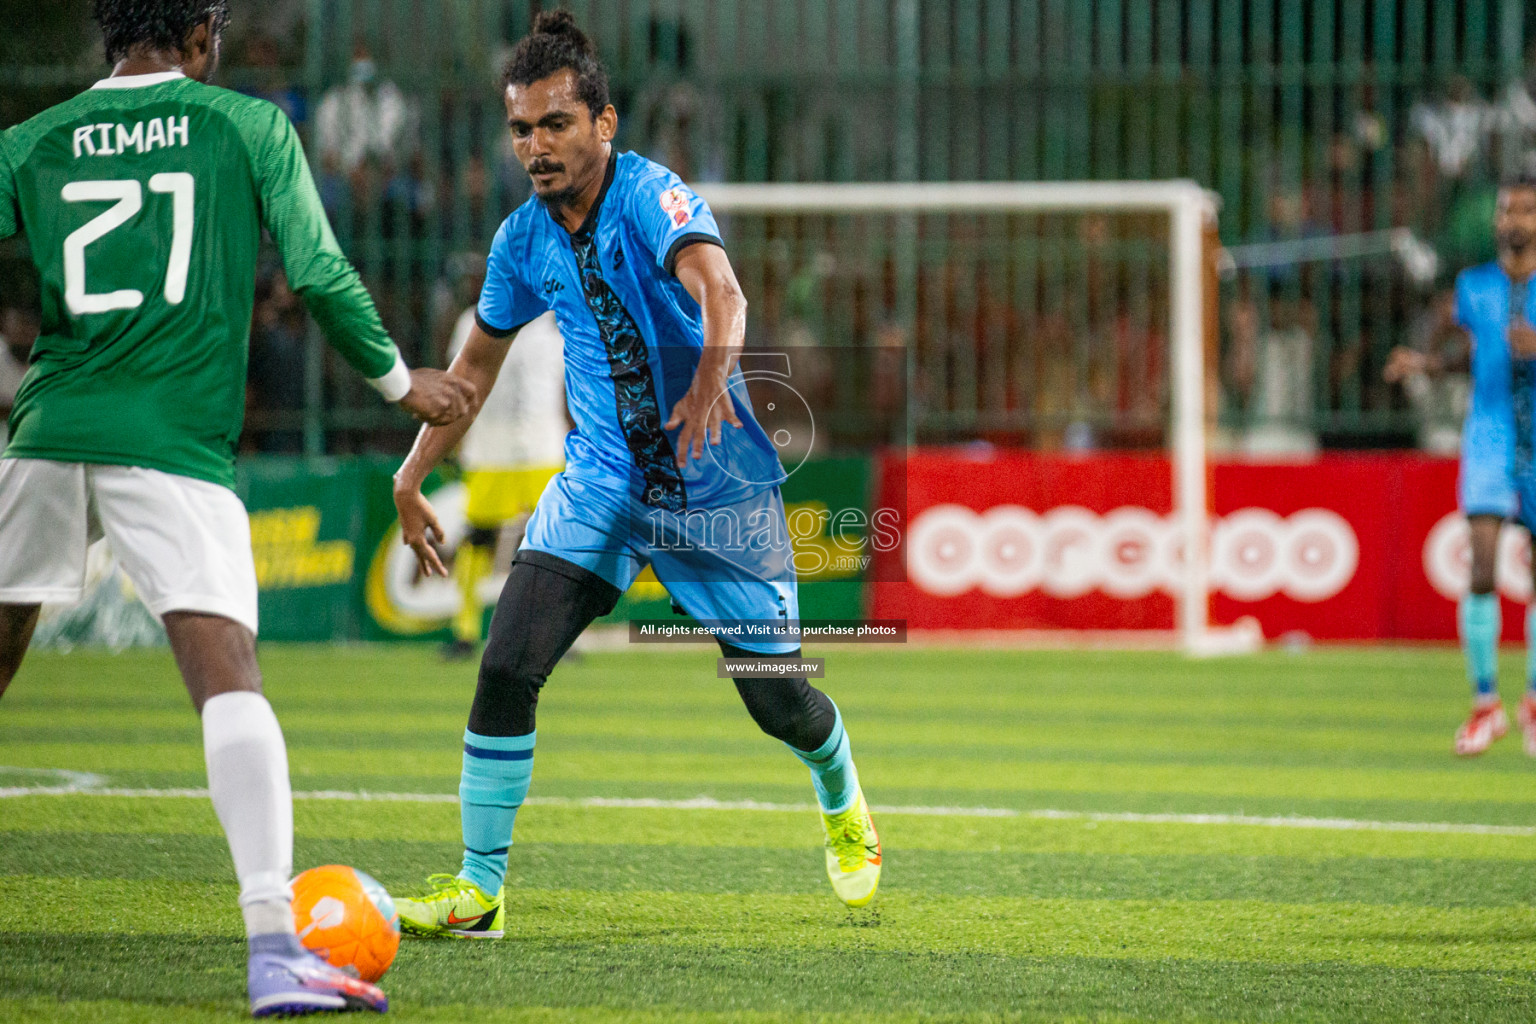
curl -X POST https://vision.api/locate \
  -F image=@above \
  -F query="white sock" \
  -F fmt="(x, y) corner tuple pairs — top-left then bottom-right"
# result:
(202, 691), (296, 939)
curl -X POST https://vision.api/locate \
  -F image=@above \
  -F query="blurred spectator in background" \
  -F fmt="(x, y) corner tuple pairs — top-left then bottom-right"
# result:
(456, 152), (490, 235)
(1221, 188), (1323, 454)
(1438, 184), (1501, 268)
(631, 18), (721, 183)
(1411, 75), (1492, 230)
(1496, 42), (1536, 178)
(316, 150), (348, 220)
(1383, 289), (1472, 454)
(237, 35), (305, 126)
(248, 270), (307, 454)
(0, 306), (37, 449)
(384, 150), (436, 238)
(1029, 303), (1090, 451)
(1104, 292), (1166, 448)
(780, 250), (835, 347)
(1225, 282), (1318, 456)
(1320, 131), (1369, 233)
(315, 43), (418, 196)
(1413, 75), (1492, 180)
(241, 0), (306, 45)
(1351, 75), (1389, 162)
(429, 252), (486, 368)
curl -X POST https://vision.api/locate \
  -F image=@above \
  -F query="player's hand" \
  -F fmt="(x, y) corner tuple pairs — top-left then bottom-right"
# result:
(665, 368), (743, 467)
(399, 369), (476, 425)
(1383, 346), (1430, 383)
(393, 485), (449, 577)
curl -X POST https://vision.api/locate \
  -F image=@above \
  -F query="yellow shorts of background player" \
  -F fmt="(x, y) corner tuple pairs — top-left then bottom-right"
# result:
(451, 465), (562, 650)
(463, 465), (562, 530)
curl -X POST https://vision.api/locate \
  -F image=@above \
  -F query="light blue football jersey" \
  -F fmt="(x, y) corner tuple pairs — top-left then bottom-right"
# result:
(1456, 262), (1536, 476)
(476, 150), (784, 512)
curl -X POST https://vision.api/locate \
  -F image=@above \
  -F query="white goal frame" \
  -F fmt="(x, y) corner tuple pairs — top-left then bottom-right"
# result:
(697, 180), (1255, 657)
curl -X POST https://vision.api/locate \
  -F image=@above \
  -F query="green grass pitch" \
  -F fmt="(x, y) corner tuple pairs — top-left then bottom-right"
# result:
(5, 643), (1536, 1022)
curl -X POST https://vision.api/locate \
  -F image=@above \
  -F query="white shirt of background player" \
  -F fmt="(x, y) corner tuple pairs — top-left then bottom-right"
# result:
(446, 308), (567, 471)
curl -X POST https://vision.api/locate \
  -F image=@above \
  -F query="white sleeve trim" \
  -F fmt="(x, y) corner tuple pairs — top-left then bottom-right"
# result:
(367, 352), (413, 402)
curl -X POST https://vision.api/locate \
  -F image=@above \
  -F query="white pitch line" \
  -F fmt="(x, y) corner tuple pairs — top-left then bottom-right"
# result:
(1, 782), (1534, 837)
(0, 767), (108, 789)
(1019, 808), (1536, 836)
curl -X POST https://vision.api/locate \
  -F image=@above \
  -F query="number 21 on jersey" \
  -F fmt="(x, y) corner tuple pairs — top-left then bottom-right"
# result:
(62, 173), (194, 315)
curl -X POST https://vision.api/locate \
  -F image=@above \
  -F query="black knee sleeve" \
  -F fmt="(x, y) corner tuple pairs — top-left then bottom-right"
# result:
(468, 552), (621, 736)
(721, 642), (838, 752)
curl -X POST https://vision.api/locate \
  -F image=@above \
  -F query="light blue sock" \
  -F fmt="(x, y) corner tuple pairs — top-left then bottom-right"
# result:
(789, 707), (860, 815)
(457, 729), (535, 896)
(1459, 593), (1500, 700)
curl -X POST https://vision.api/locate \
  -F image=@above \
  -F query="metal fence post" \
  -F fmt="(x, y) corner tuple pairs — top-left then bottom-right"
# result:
(895, 0), (919, 446)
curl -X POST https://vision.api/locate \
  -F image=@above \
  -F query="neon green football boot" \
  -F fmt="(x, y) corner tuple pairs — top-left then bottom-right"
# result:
(822, 789), (881, 907)
(397, 874), (504, 939)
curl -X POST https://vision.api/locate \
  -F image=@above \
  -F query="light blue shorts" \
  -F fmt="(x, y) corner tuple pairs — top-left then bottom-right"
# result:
(520, 472), (800, 654)
(1459, 414), (1534, 527)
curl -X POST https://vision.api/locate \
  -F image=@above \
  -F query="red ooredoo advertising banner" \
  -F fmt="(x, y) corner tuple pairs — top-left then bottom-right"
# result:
(868, 450), (1507, 641)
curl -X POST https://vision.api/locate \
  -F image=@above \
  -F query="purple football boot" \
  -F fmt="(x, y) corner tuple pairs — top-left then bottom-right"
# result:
(247, 934), (388, 1017)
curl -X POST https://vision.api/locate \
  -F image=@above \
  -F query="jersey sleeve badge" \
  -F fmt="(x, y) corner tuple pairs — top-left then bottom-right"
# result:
(659, 186), (693, 228)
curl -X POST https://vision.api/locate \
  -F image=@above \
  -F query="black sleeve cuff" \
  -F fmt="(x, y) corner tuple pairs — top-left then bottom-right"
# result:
(475, 309), (528, 339)
(663, 233), (724, 276)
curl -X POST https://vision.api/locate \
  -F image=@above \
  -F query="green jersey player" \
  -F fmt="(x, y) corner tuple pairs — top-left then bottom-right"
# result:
(0, 1), (472, 1016)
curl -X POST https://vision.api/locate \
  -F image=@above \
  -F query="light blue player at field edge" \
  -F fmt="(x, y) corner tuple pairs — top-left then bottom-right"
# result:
(1443, 181), (1536, 757)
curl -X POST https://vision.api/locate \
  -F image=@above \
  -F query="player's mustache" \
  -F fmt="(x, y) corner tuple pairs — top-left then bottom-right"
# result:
(527, 161), (565, 176)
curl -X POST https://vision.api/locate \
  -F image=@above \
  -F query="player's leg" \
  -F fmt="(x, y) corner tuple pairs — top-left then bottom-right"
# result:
(0, 604), (42, 698)
(448, 468), (559, 660)
(162, 612), (293, 929)
(400, 474), (630, 938)
(1455, 514), (1508, 755)
(447, 470), (500, 660)
(1518, 493), (1536, 757)
(1455, 418), (1514, 757)
(464, 555), (619, 885)
(447, 523), (498, 660)
(716, 637), (881, 908)
(650, 486), (880, 906)
(1463, 513), (1502, 699)
(91, 465), (384, 1015)
(0, 458), (93, 697)
(1522, 561), (1536, 757)
(398, 553), (621, 938)
(722, 643), (858, 813)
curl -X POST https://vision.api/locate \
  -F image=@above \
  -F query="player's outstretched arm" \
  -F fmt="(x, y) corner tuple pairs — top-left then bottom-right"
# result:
(666, 242), (747, 466)
(393, 323), (516, 576)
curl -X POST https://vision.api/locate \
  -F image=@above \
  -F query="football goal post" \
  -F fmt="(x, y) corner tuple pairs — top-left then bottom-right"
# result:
(696, 180), (1255, 657)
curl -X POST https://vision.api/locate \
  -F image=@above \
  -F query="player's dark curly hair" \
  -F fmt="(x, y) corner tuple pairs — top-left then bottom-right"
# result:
(502, 10), (610, 118)
(1502, 173), (1536, 194)
(93, 0), (231, 65)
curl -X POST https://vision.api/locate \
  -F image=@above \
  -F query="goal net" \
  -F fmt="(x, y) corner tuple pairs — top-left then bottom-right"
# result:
(696, 180), (1256, 656)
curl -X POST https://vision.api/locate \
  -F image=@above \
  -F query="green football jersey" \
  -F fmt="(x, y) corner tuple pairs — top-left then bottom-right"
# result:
(0, 71), (405, 488)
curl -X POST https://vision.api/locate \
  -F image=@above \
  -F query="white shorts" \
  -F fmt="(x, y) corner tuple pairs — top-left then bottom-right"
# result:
(0, 458), (259, 635)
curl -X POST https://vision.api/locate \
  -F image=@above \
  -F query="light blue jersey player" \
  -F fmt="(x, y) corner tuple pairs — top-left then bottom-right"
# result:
(472, 144), (799, 639)
(389, 12), (882, 932)
(1390, 178), (1536, 756)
